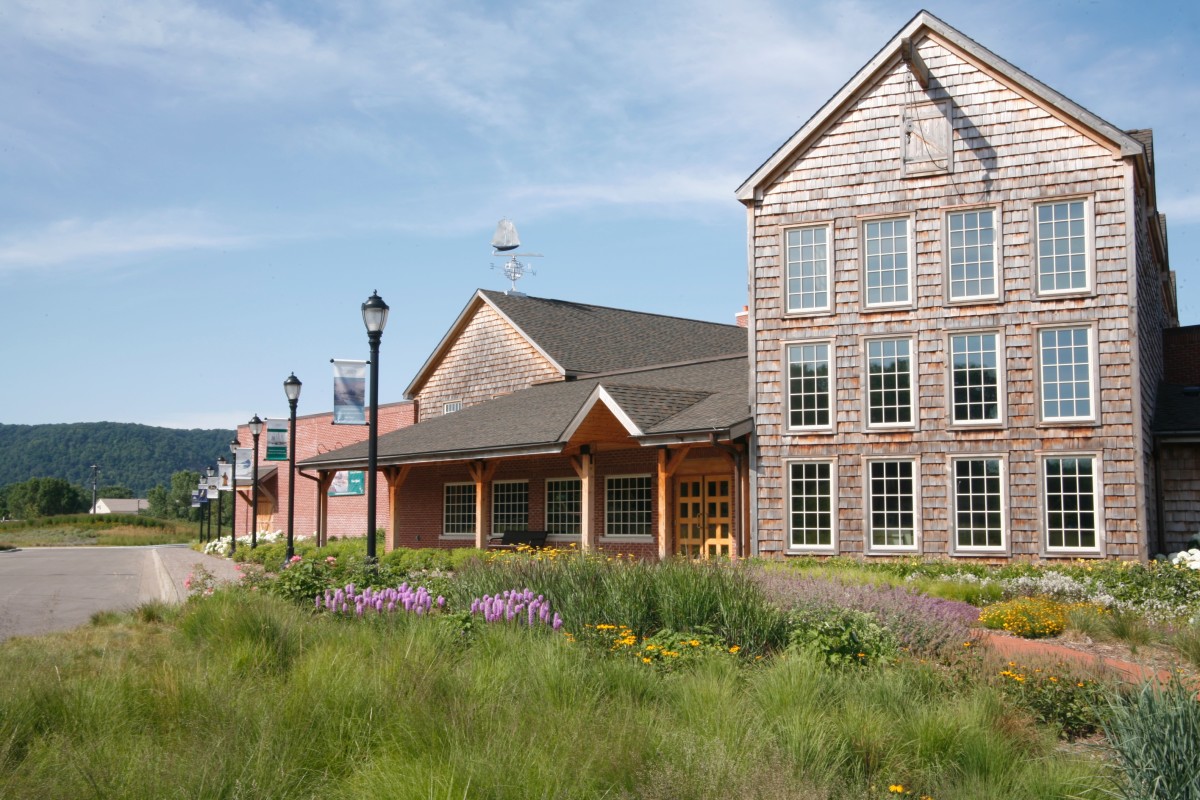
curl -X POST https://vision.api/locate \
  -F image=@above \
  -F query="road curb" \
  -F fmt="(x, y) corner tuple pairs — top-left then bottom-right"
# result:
(152, 548), (183, 604)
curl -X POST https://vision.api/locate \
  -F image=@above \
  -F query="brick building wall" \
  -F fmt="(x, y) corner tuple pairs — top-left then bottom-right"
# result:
(1164, 326), (1200, 385)
(231, 401), (415, 541)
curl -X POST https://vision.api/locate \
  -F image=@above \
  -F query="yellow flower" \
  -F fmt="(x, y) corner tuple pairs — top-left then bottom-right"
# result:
(688, 639), (701, 647)
(888, 785), (906, 794)
(642, 657), (652, 664)
(729, 645), (741, 654)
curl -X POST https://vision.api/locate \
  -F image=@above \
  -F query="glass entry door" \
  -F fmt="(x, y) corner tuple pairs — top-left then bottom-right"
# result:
(676, 475), (732, 558)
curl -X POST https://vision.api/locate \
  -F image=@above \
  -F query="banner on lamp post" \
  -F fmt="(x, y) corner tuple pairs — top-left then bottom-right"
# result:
(205, 473), (220, 500)
(218, 462), (234, 492)
(191, 490), (202, 508)
(234, 448), (254, 482)
(332, 359), (367, 425)
(265, 418), (289, 461)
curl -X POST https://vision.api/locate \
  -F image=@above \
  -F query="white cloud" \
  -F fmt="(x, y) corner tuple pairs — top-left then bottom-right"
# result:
(0, 210), (253, 270)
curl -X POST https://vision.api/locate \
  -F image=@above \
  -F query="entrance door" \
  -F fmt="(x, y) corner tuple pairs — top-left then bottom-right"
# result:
(676, 475), (732, 558)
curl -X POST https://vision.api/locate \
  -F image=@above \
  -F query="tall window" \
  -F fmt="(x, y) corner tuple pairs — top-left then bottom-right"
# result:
(953, 458), (1004, 550)
(787, 342), (832, 429)
(786, 225), (831, 313)
(1044, 456), (1099, 551)
(545, 478), (582, 535)
(948, 209), (997, 301)
(789, 461), (833, 549)
(863, 218), (910, 306)
(443, 483), (476, 536)
(492, 481), (528, 534)
(606, 475), (651, 536)
(867, 460), (916, 549)
(950, 333), (1001, 423)
(1036, 200), (1089, 294)
(866, 337), (914, 427)
(1039, 327), (1094, 421)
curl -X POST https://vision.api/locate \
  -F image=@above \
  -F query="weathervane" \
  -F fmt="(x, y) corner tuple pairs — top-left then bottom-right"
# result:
(490, 218), (543, 294)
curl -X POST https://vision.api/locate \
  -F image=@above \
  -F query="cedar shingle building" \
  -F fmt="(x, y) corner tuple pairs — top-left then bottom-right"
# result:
(738, 11), (1180, 559)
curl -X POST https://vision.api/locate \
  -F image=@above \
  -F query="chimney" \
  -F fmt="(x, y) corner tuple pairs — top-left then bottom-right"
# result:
(735, 305), (749, 328)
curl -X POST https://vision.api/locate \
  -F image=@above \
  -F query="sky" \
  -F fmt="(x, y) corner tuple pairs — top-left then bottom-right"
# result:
(1, 0), (1198, 431)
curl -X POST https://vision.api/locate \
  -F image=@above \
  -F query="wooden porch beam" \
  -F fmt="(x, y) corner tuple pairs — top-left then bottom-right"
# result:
(572, 446), (595, 552)
(467, 460), (496, 549)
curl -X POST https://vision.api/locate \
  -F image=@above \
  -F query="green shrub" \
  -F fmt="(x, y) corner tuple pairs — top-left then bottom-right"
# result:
(995, 660), (1109, 740)
(1103, 678), (1200, 799)
(787, 608), (898, 667)
(978, 597), (1067, 638)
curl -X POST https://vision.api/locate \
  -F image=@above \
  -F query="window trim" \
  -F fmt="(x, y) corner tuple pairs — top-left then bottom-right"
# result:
(948, 454), (1009, 556)
(943, 205), (1002, 305)
(602, 473), (654, 540)
(443, 400), (463, 415)
(490, 479), (529, 535)
(782, 222), (835, 317)
(859, 214), (916, 311)
(1038, 451), (1105, 557)
(1032, 196), (1095, 299)
(441, 481), (477, 540)
(861, 334), (918, 431)
(785, 457), (838, 554)
(863, 457), (921, 554)
(1034, 322), (1099, 426)
(784, 337), (836, 434)
(544, 476), (582, 539)
(945, 328), (1006, 429)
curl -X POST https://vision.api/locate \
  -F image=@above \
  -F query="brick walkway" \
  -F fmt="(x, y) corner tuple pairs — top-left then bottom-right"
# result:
(982, 631), (1177, 685)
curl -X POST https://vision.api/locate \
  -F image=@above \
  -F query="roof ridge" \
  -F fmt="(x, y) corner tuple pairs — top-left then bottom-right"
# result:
(573, 353), (747, 380)
(478, 288), (743, 330)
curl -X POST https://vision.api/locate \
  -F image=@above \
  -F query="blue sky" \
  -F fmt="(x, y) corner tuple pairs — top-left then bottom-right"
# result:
(1, 0), (1197, 430)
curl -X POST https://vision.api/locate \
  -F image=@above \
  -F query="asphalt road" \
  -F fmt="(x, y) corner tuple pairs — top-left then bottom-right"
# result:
(0, 546), (162, 642)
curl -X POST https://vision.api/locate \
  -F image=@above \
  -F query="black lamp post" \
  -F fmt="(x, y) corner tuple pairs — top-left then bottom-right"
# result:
(283, 373), (302, 560)
(216, 456), (227, 542)
(90, 464), (99, 515)
(248, 415), (263, 549)
(229, 438), (240, 554)
(362, 290), (389, 561)
(205, 465), (216, 542)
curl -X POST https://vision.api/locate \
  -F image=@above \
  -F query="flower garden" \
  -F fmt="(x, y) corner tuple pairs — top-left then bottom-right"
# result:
(3, 537), (1200, 799)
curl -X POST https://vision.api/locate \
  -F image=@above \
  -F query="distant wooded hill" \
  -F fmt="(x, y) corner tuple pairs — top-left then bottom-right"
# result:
(0, 423), (234, 496)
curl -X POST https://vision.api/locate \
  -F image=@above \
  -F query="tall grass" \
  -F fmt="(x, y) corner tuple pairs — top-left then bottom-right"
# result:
(1102, 678), (1200, 799)
(0, 589), (1114, 799)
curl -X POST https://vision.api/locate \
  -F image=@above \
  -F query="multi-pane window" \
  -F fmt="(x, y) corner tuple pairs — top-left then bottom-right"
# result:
(787, 342), (832, 429)
(443, 400), (462, 414)
(491, 481), (528, 534)
(953, 458), (1004, 549)
(545, 478), (582, 535)
(950, 333), (1001, 423)
(606, 475), (652, 536)
(1039, 327), (1093, 421)
(866, 338), (914, 427)
(867, 460), (916, 549)
(863, 218), (910, 306)
(786, 226), (831, 313)
(443, 483), (476, 536)
(789, 461), (833, 549)
(1036, 200), (1089, 293)
(1044, 456), (1099, 550)
(948, 209), (997, 301)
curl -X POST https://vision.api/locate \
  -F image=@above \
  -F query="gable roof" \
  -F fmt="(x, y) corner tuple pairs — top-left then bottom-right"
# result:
(302, 356), (750, 469)
(405, 289), (747, 397)
(736, 9), (1145, 203)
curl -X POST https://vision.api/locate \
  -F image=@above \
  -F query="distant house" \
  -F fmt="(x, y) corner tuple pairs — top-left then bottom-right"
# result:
(92, 498), (149, 515)
(301, 290), (752, 558)
(737, 10), (1178, 560)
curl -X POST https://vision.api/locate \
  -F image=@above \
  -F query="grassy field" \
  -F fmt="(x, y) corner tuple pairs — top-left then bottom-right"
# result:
(0, 514), (195, 548)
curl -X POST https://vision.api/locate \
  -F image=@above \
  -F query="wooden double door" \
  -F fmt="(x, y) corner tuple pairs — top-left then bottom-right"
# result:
(676, 474), (732, 558)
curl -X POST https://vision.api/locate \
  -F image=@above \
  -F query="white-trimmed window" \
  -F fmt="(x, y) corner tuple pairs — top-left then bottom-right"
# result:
(785, 225), (831, 313)
(605, 475), (652, 536)
(865, 337), (915, 428)
(491, 480), (528, 534)
(545, 478), (581, 535)
(1038, 327), (1095, 422)
(443, 483), (476, 536)
(787, 341), (833, 430)
(947, 208), (998, 302)
(788, 460), (834, 550)
(952, 457), (1005, 551)
(867, 459), (917, 550)
(863, 217), (911, 307)
(1043, 455), (1101, 552)
(949, 332), (1002, 424)
(1035, 199), (1091, 295)
(443, 400), (462, 415)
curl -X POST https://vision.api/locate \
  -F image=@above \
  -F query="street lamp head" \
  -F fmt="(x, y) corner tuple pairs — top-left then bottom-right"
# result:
(283, 372), (303, 403)
(230, 437), (240, 455)
(362, 290), (389, 334)
(248, 414), (264, 437)
(206, 465), (216, 478)
(217, 456), (227, 465)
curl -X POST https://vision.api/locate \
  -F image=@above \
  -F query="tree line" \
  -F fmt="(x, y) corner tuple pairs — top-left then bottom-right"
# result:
(1, 472), (230, 525)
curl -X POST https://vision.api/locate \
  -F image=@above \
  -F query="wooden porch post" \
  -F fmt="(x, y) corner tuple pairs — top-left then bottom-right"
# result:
(571, 446), (595, 551)
(656, 446), (691, 561)
(467, 460), (496, 550)
(315, 472), (335, 546)
(384, 465), (412, 552)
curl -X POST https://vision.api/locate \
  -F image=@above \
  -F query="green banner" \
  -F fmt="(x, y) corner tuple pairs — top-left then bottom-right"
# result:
(265, 418), (288, 461)
(328, 470), (365, 496)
